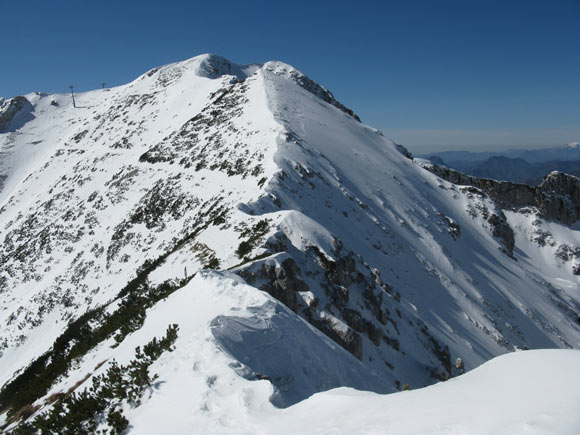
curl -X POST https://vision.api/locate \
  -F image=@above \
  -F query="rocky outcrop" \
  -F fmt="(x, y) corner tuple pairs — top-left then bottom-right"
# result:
(425, 164), (580, 225)
(539, 172), (580, 200)
(0, 96), (28, 132)
(236, 254), (365, 359)
(235, 247), (401, 362)
(237, 257), (309, 311)
(488, 212), (515, 254)
(394, 143), (413, 160)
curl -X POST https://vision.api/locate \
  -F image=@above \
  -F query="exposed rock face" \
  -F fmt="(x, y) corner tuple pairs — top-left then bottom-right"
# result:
(0, 96), (28, 132)
(237, 257), (309, 311)
(234, 241), (435, 373)
(425, 164), (580, 225)
(488, 212), (515, 254)
(236, 253), (366, 360)
(394, 143), (413, 160)
(538, 172), (580, 223)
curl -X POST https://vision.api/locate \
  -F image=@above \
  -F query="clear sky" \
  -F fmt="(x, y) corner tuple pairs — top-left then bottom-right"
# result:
(2, 0), (579, 153)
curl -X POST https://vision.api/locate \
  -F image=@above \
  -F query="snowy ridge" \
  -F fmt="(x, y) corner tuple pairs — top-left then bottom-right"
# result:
(2, 269), (578, 433)
(0, 54), (579, 432)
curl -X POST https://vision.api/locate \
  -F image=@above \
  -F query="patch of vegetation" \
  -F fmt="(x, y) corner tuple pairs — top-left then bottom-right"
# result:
(205, 257), (220, 269)
(12, 325), (178, 434)
(0, 199), (226, 420)
(227, 251), (273, 271)
(235, 219), (270, 259)
(235, 240), (253, 258)
(0, 277), (184, 424)
(138, 80), (265, 177)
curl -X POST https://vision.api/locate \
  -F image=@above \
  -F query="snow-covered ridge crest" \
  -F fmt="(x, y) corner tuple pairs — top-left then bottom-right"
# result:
(136, 54), (362, 121)
(261, 60), (361, 121)
(194, 53), (261, 80)
(1, 53), (579, 433)
(135, 53), (261, 87)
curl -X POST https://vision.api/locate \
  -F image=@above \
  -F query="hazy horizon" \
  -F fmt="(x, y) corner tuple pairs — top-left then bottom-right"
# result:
(405, 141), (579, 155)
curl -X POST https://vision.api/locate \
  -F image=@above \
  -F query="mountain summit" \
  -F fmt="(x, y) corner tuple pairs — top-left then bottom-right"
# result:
(1, 54), (579, 432)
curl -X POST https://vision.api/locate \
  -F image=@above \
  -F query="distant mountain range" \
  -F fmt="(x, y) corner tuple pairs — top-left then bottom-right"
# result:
(419, 144), (580, 184)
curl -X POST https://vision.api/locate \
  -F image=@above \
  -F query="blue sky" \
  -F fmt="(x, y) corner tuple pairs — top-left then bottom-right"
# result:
(2, 0), (579, 152)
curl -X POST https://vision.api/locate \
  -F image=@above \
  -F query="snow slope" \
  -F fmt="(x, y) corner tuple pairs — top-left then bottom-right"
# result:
(3, 270), (576, 434)
(1, 54), (579, 432)
(0, 54), (281, 385)
(267, 349), (580, 435)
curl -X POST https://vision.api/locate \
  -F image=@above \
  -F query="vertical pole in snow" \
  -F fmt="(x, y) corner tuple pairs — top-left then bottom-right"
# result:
(69, 85), (76, 108)
(184, 266), (188, 280)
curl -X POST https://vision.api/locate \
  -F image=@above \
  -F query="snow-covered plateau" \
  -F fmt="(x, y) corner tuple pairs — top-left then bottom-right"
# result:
(0, 54), (579, 433)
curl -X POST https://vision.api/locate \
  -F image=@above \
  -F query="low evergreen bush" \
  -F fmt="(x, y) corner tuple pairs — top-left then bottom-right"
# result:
(12, 324), (179, 434)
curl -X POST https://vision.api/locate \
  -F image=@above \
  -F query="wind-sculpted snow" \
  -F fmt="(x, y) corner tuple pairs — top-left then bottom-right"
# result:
(0, 54), (579, 432)
(258, 349), (580, 435)
(0, 96), (34, 133)
(211, 299), (393, 407)
(262, 61), (361, 121)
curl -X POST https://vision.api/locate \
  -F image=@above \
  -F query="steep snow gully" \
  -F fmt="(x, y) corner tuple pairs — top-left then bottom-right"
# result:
(0, 54), (579, 433)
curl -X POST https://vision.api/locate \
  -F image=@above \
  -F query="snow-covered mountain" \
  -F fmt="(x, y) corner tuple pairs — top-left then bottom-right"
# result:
(1, 54), (579, 433)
